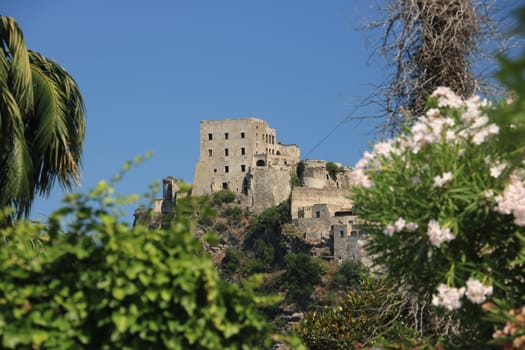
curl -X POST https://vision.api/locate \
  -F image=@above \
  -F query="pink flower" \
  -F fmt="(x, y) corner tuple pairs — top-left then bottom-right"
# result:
(433, 172), (453, 187)
(432, 284), (465, 310)
(427, 220), (455, 247)
(465, 278), (493, 304)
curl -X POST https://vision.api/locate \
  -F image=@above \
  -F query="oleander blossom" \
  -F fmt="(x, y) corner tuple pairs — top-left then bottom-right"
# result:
(383, 224), (395, 237)
(495, 171), (525, 226)
(427, 220), (455, 247)
(383, 218), (418, 236)
(465, 278), (493, 304)
(432, 87), (465, 109)
(432, 284), (465, 310)
(352, 168), (372, 188)
(433, 172), (453, 187)
(490, 161), (508, 178)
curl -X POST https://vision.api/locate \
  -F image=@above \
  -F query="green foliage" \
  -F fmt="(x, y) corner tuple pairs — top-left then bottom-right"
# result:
(221, 248), (242, 279)
(330, 261), (368, 290)
(325, 162), (342, 181)
(279, 253), (323, 306)
(248, 199), (290, 237)
(212, 190), (236, 206)
(221, 206), (243, 221)
(296, 277), (443, 350)
(213, 222), (228, 233)
(350, 6), (525, 346)
(0, 179), (284, 349)
(296, 161), (305, 182)
(0, 16), (86, 221)
(253, 239), (275, 267)
(290, 171), (301, 188)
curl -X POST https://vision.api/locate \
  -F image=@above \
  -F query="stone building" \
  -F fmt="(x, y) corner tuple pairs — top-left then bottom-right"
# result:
(291, 160), (365, 262)
(192, 118), (300, 212)
(139, 119), (367, 263)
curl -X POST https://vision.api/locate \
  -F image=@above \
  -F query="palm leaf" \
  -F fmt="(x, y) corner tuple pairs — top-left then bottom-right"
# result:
(0, 16), (33, 116)
(0, 79), (32, 217)
(29, 51), (85, 194)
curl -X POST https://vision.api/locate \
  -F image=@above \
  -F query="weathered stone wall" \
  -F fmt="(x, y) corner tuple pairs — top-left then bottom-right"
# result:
(300, 160), (352, 190)
(291, 187), (353, 220)
(193, 117), (299, 212)
(249, 165), (293, 213)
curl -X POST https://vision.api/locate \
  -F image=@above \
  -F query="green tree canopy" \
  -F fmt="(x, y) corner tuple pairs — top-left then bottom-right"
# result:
(0, 16), (86, 221)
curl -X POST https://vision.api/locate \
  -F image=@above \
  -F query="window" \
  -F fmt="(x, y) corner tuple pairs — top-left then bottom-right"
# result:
(241, 164), (246, 172)
(208, 149), (212, 157)
(241, 147), (245, 155)
(349, 220), (353, 225)
(222, 182), (228, 189)
(340, 231), (344, 238)
(224, 132), (229, 139)
(315, 211), (321, 218)
(241, 132), (245, 138)
(225, 166), (229, 173)
(256, 160), (265, 166)
(224, 148), (229, 156)
(214, 168), (217, 173)
(208, 133), (213, 140)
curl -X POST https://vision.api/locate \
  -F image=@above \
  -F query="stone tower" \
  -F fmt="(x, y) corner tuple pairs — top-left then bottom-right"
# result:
(192, 118), (300, 212)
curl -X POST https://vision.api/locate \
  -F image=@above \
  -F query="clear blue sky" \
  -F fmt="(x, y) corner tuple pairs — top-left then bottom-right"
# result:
(3, 1), (517, 222)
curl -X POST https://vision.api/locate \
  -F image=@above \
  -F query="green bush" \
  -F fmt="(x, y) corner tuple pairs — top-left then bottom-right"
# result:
(330, 260), (368, 290)
(213, 222), (228, 233)
(296, 161), (305, 184)
(325, 162), (341, 181)
(212, 190), (236, 206)
(221, 206), (243, 221)
(290, 171), (301, 188)
(0, 180), (290, 349)
(296, 277), (443, 350)
(221, 248), (242, 279)
(279, 253), (322, 307)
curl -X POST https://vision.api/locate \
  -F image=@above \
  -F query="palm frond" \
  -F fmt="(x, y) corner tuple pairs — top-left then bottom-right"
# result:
(0, 79), (32, 217)
(0, 16), (33, 116)
(29, 52), (85, 194)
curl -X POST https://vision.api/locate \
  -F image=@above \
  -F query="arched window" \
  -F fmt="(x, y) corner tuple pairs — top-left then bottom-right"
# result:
(256, 159), (266, 166)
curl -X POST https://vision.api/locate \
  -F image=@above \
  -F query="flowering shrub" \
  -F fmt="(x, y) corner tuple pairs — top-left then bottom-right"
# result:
(351, 82), (525, 345)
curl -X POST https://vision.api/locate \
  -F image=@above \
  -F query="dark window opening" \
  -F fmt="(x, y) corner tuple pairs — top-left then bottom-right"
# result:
(315, 211), (321, 218)
(241, 147), (245, 155)
(241, 164), (246, 172)
(335, 211), (354, 217)
(276, 151), (281, 155)
(349, 220), (353, 225)
(208, 133), (213, 140)
(351, 231), (358, 235)
(222, 182), (228, 189)
(340, 231), (344, 238)
(256, 159), (265, 167)
(241, 132), (245, 138)
(224, 132), (229, 139)
(208, 149), (212, 157)
(213, 168), (217, 173)
(224, 148), (229, 156)
(225, 166), (229, 173)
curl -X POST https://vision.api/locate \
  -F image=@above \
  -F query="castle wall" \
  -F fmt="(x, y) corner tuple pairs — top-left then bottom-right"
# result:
(291, 187), (353, 220)
(300, 160), (352, 190)
(192, 118), (299, 213)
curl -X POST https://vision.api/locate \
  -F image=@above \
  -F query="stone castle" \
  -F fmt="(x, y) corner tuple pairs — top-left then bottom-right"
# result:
(151, 117), (364, 263)
(192, 118), (300, 213)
